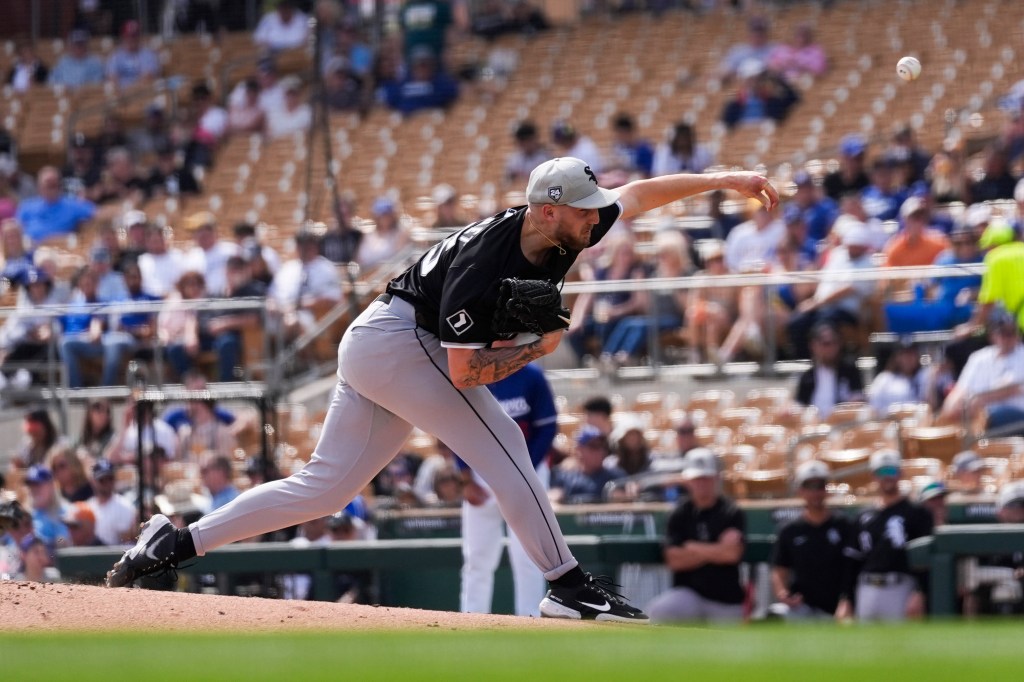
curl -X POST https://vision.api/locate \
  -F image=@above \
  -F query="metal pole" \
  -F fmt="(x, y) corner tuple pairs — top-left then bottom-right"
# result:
(135, 398), (145, 525)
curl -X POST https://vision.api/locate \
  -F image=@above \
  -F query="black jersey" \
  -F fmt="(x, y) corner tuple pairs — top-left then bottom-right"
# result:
(387, 203), (622, 348)
(772, 514), (852, 614)
(664, 496), (746, 604)
(846, 497), (933, 576)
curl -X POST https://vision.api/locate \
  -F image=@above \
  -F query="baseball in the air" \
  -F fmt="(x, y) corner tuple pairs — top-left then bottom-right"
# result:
(896, 56), (922, 81)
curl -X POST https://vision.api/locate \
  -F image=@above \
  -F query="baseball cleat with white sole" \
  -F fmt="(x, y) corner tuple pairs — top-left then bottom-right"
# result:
(105, 514), (180, 588)
(540, 573), (650, 623)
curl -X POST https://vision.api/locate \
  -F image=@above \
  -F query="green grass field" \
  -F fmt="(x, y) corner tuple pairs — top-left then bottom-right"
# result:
(3, 623), (1022, 681)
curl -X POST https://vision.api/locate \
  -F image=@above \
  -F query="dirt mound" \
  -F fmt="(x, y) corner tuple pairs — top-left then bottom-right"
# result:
(1, 581), (586, 632)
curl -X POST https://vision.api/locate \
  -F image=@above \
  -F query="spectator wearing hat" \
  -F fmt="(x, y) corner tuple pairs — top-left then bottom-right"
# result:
(356, 197), (410, 271)
(254, 0), (310, 52)
(770, 460), (851, 619)
(917, 478), (949, 527)
(793, 322), (865, 419)
(89, 238), (129, 302)
(651, 122), (714, 177)
(883, 196), (951, 268)
(647, 448), (746, 623)
(47, 444), (93, 503)
(6, 41), (48, 92)
(823, 135), (870, 201)
(266, 76), (312, 139)
(550, 121), (603, 173)
(182, 212), (240, 297)
(13, 533), (60, 583)
(63, 501), (104, 547)
(867, 338), (925, 417)
(861, 156), (908, 222)
(88, 458), (137, 546)
(836, 449), (933, 622)
(324, 57), (369, 114)
(0, 266), (58, 382)
(949, 450), (985, 494)
(24, 464), (70, 551)
(1, 219), (33, 285)
(790, 171), (838, 245)
(61, 133), (101, 199)
(227, 78), (266, 134)
(49, 30), (104, 90)
(960, 479), (1024, 616)
(504, 120), (551, 186)
(432, 183), (465, 228)
(0, 498), (33, 576)
(138, 224), (184, 299)
(956, 217), (1024, 339)
(383, 48), (459, 116)
(786, 221), (877, 359)
(549, 426), (625, 505)
(780, 202), (818, 266)
(16, 166), (96, 244)
(269, 228), (343, 341)
(233, 222), (281, 277)
(939, 308), (1024, 436)
(106, 20), (161, 90)
(607, 113), (654, 178)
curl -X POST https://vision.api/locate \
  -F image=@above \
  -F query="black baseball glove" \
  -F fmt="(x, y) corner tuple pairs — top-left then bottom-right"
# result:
(493, 278), (571, 337)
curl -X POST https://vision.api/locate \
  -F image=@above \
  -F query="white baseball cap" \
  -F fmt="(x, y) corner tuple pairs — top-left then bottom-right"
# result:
(841, 220), (872, 247)
(526, 157), (620, 209)
(917, 478), (948, 503)
(870, 448), (901, 476)
(998, 480), (1024, 510)
(951, 450), (983, 475)
(795, 459), (830, 487)
(683, 447), (718, 479)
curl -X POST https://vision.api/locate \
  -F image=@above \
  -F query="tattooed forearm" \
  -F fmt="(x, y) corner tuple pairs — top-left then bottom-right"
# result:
(460, 342), (547, 388)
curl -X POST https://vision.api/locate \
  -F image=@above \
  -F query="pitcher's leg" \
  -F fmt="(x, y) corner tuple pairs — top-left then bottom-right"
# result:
(189, 379), (412, 554)
(508, 524), (546, 617)
(459, 495), (504, 613)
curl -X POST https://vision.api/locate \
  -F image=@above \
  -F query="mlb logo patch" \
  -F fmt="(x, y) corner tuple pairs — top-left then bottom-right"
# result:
(446, 309), (474, 335)
(547, 186), (562, 202)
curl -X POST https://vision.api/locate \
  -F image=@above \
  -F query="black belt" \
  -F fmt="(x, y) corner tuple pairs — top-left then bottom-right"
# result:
(860, 572), (910, 587)
(375, 293), (437, 333)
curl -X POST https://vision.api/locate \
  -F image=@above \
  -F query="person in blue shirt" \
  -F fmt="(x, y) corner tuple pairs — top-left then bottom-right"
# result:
(458, 362), (557, 617)
(16, 167), (95, 244)
(550, 426), (626, 505)
(860, 156), (908, 222)
(383, 48), (458, 115)
(48, 29), (105, 90)
(24, 465), (70, 552)
(609, 113), (654, 177)
(60, 265), (106, 388)
(200, 454), (240, 512)
(790, 170), (838, 243)
(1, 220), (33, 284)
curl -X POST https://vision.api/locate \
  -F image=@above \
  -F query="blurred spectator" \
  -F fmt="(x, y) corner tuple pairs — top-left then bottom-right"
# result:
(90, 241), (128, 301)
(790, 170), (838, 245)
(566, 233), (648, 363)
(60, 265), (109, 388)
(356, 197), (410, 270)
(432, 183), (465, 228)
(504, 120), (550, 186)
(198, 255), (266, 381)
(383, 49), (459, 116)
(77, 398), (115, 461)
(887, 124), (931, 187)
(254, 0), (310, 52)
(266, 76), (313, 138)
(13, 534), (59, 582)
(138, 224), (184, 298)
(917, 479), (949, 526)
(413, 439), (457, 504)
(24, 465), (69, 550)
(950, 450), (984, 494)
(270, 229), (343, 340)
(49, 30), (105, 89)
(549, 426), (624, 504)
(126, 104), (171, 160)
(721, 61), (799, 130)
(182, 212), (240, 296)
(706, 189), (743, 240)
(2, 220), (33, 284)
(100, 260), (158, 381)
(793, 322), (866, 419)
(956, 219), (1024, 337)
(16, 167), (96, 244)
(227, 78), (266, 134)
(92, 147), (147, 205)
(106, 20), (161, 89)
(836, 450), (932, 622)
(724, 200), (783, 273)
(158, 270), (206, 381)
(61, 133), (101, 200)
(867, 339), (926, 417)
(719, 16), (776, 83)
(471, 0), (548, 39)
(6, 42), (48, 92)
(651, 122), (714, 177)
(0, 499), (33, 577)
(823, 135), (870, 201)
(87, 458), (137, 546)
(160, 371), (236, 433)
(938, 309), (1024, 436)
(600, 230), (689, 365)
(400, 0), (468, 63)
(323, 19), (374, 77)
(787, 223), (877, 359)
(0, 156), (36, 202)
(770, 460), (850, 620)
(324, 57), (368, 113)
(965, 145), (1019, 204)
(232, 222), (281, 277)
(646, 448), (745, 623)
(779, 203), (817, 266)
(47, 444), (94, 503)
(927, 150), (966, 204)
(550, 121), (603, 173)
(608, 113), (654, 177)
(861, 156), (908, 221)
(932, 221), (984, 323)
(91, 114), (130, 165)
(0, 269), (56, 386)
(63, 501), (104, 546)
(0, 163), (19, 221)
(120, 210), (150, 266)
(608, 418), (651, 478)
(883, 196), (950, 268)
(106, 399), (178, 467)
(145, 143), (200, 198)
(685, 240), (736, 363)
(199, 454), (239, 511)
(767, 23), (826, 83)
(582, 396), (613, 437)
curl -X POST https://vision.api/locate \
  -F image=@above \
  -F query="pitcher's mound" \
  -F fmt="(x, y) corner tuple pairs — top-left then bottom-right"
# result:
(1, 581), (588, 632)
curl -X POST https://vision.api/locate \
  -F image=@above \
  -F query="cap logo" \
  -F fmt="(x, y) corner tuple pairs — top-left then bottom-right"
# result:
(584, 166), (597, 184)
(547, 186), (562, 202)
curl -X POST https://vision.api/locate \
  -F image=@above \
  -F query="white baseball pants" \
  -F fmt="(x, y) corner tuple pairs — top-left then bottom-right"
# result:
(460, 463), (549, 617)
(646, 587), (745, 623)
(189, 296), (579, 582)
(855, 574), (915, 621)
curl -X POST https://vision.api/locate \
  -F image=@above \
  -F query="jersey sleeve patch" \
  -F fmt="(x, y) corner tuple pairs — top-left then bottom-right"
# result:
(445, 309), (475, 335)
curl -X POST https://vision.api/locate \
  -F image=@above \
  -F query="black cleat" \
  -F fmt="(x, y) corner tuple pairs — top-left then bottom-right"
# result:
(540, 573), (650, 623)
(105, 514), (180, 588)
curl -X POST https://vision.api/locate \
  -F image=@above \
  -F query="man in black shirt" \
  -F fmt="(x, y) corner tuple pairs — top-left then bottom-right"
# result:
(771, 459), (851, 619)
(647, 448), (746, 622)
(837, 449), (934, 620)
(107, 155), (777, 624)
